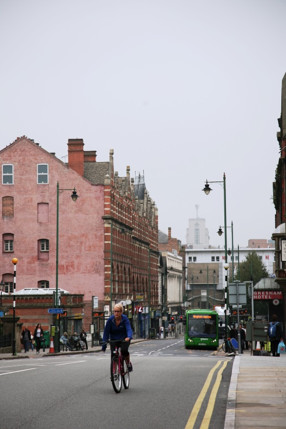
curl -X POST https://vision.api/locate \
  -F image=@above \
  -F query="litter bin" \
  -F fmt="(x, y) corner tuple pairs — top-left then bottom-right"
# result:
(43, 330), (50, 348)
(149, 328), (156, 339)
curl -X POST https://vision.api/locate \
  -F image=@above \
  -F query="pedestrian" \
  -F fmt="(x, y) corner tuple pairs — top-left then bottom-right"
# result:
(34, 323), (44, 353)
(21, 327), (31, 353)
(60, 332), (71, 351)
(30, 334), (34, 351)
(230, 325), (238, 340)
(80, 328), (88, 350)
(239, 324), (246, 354)
(268, 314), (282, 357)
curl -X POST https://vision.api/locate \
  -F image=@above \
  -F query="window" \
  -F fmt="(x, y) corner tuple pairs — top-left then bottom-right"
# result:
(216, 256), (220, 261)
(40, 239), (49, 252)
(2, 164), (13, 184)
(38, 239), (49, 261)
(3, 234), (14, 253)
(37, 164), (49, 184)
(38, 280), (49, 288)
(4, 282), (13, 293)
(193, 256), (197, 262)
(189, 257), (192, 262)
(4, 240), (13, 252)
(211, 256), (215, 262)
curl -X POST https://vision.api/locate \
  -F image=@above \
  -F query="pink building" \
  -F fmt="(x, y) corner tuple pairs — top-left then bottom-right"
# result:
(0, 136), (159, 336)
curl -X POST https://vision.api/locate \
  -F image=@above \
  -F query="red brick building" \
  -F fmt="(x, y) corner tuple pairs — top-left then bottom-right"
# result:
(0, 136), (159, 339)
(272, 73), (286, 332)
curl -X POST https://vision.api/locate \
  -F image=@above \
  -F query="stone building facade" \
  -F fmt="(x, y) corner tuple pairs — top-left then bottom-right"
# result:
(158, 227), (183, 317)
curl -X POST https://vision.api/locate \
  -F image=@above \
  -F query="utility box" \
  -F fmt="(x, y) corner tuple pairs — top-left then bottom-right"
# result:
(246, 320), (269, 355)
(252, 321), (268, 342)
(246, 321), (268, 342)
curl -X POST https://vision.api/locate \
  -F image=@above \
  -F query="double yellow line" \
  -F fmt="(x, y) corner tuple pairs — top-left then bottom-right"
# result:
(185, 360), (229, 429)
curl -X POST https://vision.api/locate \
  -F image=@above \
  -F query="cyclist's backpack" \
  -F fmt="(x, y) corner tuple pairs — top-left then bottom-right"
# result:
(268, 322), (278, 339)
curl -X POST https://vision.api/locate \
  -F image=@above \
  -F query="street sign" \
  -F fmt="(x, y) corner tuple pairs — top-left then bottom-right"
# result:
(228, 282), (247, 305)
(48, 308), (64, 314)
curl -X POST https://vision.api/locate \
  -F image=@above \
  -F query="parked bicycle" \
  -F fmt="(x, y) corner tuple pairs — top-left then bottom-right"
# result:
(221, 337), (238, 355)
(106, 340), (130, 393)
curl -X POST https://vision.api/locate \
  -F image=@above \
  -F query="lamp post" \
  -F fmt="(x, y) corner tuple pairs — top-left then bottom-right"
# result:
(217, 221), (234, 281)
(203, 173), (229, 346)
(12, 258), (18, 356)
(0, 280), (4, 308)
(55, 182), (78, 352)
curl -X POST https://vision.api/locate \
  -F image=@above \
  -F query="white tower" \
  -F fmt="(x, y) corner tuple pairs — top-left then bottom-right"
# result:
(186, 205), (210, 248)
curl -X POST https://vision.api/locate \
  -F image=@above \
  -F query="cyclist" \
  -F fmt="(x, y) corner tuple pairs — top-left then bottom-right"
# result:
(102, 303), (133, 371)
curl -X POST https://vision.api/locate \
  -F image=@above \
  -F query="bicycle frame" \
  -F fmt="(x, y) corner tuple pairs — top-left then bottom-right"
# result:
(109, 341), (130, 393)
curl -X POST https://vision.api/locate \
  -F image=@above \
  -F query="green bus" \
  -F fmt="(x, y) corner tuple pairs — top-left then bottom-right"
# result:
(184, 309), (219, 349)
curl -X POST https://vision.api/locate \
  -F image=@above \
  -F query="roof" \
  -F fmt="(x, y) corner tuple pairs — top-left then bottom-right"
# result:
(159, 230), (168, 244)
(84, 161), (110, 185)
(254, 278), (279, 290)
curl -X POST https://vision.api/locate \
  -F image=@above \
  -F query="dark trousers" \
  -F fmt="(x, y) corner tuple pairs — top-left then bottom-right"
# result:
(271, 339), (280, 356)
(110, 340), (130, 358)
(35, 337), (45, 352)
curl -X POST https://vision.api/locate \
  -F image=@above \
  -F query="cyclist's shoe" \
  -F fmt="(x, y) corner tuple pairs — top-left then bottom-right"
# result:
(127, 362), (133, 372)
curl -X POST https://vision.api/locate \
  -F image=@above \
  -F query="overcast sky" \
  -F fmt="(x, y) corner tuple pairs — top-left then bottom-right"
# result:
(1, 0), (286, 248)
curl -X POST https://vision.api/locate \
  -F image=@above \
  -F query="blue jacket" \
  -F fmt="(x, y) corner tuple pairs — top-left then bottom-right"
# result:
(103, 314), (133, 342)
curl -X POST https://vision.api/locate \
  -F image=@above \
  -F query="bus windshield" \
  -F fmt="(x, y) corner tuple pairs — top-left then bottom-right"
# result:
(188, 314), (217, 338)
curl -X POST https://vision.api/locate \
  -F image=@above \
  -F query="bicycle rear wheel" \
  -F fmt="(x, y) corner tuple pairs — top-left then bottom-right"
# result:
(110, 357), (122, 393)
(122, 359), (130, 389)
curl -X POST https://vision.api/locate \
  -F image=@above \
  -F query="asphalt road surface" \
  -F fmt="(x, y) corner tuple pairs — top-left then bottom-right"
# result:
(0, 338), (233, 429)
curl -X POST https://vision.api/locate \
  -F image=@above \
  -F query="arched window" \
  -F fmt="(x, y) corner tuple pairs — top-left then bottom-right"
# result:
(3, 233), (14, 253)
(38, 280), (49, 288)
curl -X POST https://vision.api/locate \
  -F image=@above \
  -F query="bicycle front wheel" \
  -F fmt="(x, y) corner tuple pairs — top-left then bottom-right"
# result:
(122, 359), (130, 389)
(110, 357), (122, 393)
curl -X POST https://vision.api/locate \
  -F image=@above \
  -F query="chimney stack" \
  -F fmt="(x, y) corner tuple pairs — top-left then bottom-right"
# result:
(68, 139), (84, 176)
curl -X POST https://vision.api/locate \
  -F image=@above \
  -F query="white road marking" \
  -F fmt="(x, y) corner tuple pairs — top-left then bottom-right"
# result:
(56, 360), (86, 366)
(0, 368), (36, 376)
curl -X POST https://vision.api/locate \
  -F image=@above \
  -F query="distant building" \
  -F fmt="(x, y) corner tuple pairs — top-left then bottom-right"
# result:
(186, 205), (209, 248)
(185, 245), (275, 309)
(248, 239), (274, 249)
(158, 227), (183, 316)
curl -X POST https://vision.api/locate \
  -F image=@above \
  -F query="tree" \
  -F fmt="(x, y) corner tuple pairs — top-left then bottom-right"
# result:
(235, 251), (269, 284)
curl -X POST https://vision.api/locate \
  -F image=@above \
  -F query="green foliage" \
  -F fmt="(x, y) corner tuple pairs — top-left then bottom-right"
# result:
(235, 251), (269, 284)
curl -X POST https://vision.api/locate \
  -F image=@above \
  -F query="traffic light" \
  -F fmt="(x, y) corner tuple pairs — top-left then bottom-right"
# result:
(170, 316), (175, 324)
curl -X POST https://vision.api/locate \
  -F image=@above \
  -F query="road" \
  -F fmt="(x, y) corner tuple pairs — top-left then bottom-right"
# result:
(0, 338), (233, 429)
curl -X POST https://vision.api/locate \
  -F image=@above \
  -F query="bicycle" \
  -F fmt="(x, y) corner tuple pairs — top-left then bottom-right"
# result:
(220, 337), (237, 355)
(107, 340), (130, 393)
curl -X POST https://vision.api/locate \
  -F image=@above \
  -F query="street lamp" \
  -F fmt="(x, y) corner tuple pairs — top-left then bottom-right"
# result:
(203, 173), (229, 346)
(11, 258), (18, 356)
(203, 173), (228, 263)
(55, 182), (78, 352)
(217, 221), (234, 281)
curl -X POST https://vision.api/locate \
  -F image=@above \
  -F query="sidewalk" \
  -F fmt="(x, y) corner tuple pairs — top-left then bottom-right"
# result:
(224, 349), (286, 428)
(0, 338), (146, 360)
